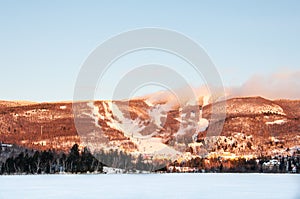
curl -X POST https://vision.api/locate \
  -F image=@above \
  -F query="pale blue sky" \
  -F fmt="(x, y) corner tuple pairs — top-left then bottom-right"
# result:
(0, 0), (299, 101)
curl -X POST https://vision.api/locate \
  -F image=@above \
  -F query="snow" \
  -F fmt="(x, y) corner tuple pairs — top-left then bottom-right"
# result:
(108, 102), (146, 137)
(0, 173), (299, 199)
(60, 105), (67, 110)
(103, 102), (179, 158)
(197, 118), (209, 131)
(86, 102), (102, 128)
(266, 119), (287, 125)
(148, 104), (169, 127)
(203, 95), (210, 106)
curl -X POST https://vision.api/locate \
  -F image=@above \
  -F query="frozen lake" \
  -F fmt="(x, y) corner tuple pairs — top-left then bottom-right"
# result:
(0, 173), (299, 199)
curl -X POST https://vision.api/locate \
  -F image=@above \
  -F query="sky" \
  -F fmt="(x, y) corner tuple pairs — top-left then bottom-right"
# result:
(0, 0), (299, 101)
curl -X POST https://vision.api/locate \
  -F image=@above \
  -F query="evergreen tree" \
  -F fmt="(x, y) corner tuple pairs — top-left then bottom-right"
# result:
(67, 144), (80, 173)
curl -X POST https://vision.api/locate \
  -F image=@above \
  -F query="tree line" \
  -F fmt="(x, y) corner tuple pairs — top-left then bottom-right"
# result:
(0, 143), (169, 174)
(1, 143), (299, 174)
(94, 148), (169, 172)
(165, 153), (300, 173)
(0, 144), (103, 174)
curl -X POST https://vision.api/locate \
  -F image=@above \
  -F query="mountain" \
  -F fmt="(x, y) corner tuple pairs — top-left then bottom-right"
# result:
(0, 96), (299, 161)
(0, 100), (37, 108)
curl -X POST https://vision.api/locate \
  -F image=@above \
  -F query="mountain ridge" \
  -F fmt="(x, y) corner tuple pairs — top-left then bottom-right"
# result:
(0, 96), (299, 161)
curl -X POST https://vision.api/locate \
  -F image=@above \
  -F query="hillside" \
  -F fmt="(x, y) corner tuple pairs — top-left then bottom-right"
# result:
(0, 97), (299, 161)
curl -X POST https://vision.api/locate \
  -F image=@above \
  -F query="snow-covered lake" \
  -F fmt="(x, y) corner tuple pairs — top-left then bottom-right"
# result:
(0, 173), (299, 199)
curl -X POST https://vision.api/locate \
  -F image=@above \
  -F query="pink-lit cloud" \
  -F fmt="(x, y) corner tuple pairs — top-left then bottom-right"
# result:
(226, 69), (300, 100)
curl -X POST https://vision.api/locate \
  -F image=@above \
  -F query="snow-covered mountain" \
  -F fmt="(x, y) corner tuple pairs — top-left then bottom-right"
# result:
(0, 96), (299, 161)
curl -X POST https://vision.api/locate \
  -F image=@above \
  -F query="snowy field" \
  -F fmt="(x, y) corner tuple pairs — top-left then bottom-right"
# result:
(0, 173), (299, 199)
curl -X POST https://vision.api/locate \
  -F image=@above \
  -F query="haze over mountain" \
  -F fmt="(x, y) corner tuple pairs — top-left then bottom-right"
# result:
(226, 69), (300, 100)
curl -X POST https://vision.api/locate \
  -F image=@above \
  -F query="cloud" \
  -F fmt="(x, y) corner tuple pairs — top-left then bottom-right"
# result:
(227, 69), (300, 100)
(135, 69), (300, 103)
(134, 85), (228, 109)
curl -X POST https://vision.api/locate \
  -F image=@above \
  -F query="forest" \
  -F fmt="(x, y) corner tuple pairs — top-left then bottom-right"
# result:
(0, 143), (299, 174)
